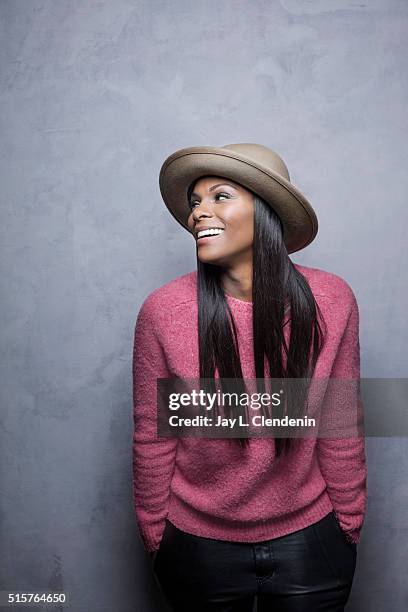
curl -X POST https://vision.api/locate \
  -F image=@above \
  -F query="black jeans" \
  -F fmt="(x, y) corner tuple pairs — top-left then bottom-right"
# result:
(152, 511), (357, 612)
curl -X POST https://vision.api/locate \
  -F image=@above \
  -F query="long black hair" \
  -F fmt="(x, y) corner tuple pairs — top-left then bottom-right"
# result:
(189, 180), (327, 458)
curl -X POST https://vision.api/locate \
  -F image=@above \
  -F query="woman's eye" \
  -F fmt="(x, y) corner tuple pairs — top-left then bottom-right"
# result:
(188, 192), (230, 210)
(216, 192), (230, 201)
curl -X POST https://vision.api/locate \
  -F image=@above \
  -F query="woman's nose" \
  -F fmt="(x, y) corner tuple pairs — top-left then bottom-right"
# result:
(193, 201), (214, 219)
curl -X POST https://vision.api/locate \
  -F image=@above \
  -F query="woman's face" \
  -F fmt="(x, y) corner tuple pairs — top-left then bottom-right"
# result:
(186, 176), (254, 267)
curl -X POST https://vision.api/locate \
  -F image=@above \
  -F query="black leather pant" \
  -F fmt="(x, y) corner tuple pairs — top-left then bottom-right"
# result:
(152, 510), (357, 612)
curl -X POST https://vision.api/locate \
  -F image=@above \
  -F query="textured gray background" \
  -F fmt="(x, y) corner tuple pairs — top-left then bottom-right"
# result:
(1, 1), (407, 611)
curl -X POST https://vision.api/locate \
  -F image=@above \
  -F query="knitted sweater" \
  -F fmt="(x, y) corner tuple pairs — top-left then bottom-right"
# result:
(132, 264), (367, 553)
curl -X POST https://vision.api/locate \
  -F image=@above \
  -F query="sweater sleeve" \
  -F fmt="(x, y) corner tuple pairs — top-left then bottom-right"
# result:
(132, 297), (178, 553)
(317, 292), (368, 545)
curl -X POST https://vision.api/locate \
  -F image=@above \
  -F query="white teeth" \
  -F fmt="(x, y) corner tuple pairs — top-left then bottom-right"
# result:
(197, 228), (224, 238)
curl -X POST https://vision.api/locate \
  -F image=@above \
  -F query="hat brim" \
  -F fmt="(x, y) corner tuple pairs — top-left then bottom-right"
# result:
(159, 146), (318, 254)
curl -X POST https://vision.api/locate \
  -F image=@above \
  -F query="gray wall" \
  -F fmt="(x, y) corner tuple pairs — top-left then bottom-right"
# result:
(1, 1), (407, 610)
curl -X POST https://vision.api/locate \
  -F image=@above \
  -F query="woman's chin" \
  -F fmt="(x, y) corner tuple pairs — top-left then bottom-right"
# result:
(197, 251), (227, 265)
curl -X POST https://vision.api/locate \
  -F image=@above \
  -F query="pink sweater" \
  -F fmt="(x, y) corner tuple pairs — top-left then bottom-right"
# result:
(132, 264), (367, 553)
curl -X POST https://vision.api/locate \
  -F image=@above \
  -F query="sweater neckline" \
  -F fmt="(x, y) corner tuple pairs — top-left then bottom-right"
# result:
(225, 292), (253, 307)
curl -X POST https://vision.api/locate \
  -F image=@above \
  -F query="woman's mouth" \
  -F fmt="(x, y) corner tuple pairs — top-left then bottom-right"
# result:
(196, 228), (225, 243)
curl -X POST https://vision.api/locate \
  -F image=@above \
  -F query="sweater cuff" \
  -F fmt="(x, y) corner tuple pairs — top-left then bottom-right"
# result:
(344, 528), (360, 545)
(332, 511), (362, 545)
(138, 521), (165, 553)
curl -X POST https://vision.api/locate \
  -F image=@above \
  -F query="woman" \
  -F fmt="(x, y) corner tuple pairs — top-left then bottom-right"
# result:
(132, 143), (367, 611)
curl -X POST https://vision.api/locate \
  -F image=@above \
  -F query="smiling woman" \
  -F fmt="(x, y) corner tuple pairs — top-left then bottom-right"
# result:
(182, 166), (324, 455)
(132, 143), (367, 612)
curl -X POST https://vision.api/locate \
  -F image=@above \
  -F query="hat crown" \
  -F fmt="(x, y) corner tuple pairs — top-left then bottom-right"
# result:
(222, 143), (291, 182)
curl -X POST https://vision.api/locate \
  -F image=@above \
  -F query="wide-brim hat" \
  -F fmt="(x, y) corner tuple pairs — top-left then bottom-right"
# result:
(158, 142), (318, 254)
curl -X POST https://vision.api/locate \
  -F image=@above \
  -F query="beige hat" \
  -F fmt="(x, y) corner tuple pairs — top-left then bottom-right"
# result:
(159, 142), (318, 254)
